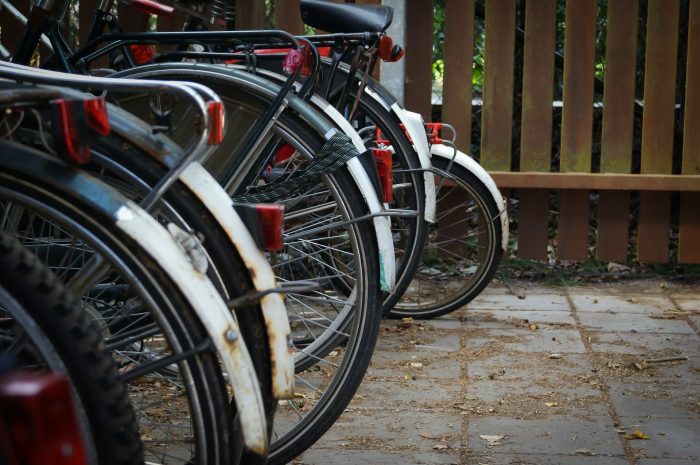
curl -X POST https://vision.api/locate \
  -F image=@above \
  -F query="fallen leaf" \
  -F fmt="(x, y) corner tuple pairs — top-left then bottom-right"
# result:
(529, 324), (538, 331)
(625, 429), (650, 440)
(549, 353), (563, 360)
(545, 402), (559, 407)
(409, 362), (424, 368)
(433, 444), (449, 450)
(607, 262), (630, 272)
(480, 434), (505, 446)
(420, 432), (437, 439)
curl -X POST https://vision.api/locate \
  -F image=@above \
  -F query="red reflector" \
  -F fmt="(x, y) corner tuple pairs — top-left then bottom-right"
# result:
(54, 99), (90, 164)
(83, 98), (110, 136)
(128, 44), (156, 65)
(274, 143), (295, 164)
(256, 204), (284, 252)
(128, 0), (175, 17)
(379, 35), (404, 62)
(0, 372), (88, 465)
(372, 148), (393, 203)
(207, 101), (224, 145)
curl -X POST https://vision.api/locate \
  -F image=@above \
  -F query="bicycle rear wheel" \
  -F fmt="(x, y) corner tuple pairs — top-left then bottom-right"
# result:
(389, 157), (503, 318)
(0, 231), (143, 465)
(0, 140), (239, 465)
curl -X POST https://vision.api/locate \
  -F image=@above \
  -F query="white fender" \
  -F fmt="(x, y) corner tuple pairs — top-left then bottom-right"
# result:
(363, 87), (437, 223)
(311, 97), (396, 291)
(179, 162), (295, 400)
(430, 143), (510, 252)
(114, 203), (269, 455)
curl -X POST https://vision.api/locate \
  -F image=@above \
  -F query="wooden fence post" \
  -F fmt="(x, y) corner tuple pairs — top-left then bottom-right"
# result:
(517, 0), (556, 259)
(638, 0), (679, 263)
(403, 0), (433, 121)
(597, 0), (638, 262)
(679, 0), (700, 263)
(558, 0), (596, 261)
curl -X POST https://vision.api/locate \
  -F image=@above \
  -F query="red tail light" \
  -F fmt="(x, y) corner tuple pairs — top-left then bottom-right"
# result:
(128, 0), (175, 17)
(207, 101), (224, 145)
(51, 99), (91, 164)
(379, 35), (405, 62)
(256, 204), (285, 252)
(83, 97), (110, 136)
(128, 44), (156, 65)
(0, 372), (88, 465)
(372, 148), (393, 203)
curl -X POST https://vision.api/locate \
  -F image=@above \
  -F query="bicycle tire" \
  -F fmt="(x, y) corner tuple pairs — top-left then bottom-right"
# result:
(0, 231), (143, 465)
(389, 157), (503, 318)
(0, 140), (238, 465)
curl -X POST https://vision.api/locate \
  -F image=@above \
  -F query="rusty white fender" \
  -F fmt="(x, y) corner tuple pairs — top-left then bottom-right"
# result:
(178, 162), (295, 399)
(430, 143), (510, 252)
(310, 98), (396, 291)
(362, 87), (437, 224)
(107, 105), (295, 398)
(114, 202), (269, 455)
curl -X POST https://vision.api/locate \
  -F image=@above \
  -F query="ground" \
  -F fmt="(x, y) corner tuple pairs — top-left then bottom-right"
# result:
(294, 279), (699, 465)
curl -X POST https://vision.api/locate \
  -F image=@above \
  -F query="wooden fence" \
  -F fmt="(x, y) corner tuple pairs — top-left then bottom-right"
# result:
(3, 0), (698, 264)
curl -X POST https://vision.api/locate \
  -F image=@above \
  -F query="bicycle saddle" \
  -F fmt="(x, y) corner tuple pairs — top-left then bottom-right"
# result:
(300, 0), (394, 34)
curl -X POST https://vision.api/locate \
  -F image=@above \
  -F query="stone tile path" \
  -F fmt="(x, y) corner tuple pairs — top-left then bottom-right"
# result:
(295, 279), (700, 465)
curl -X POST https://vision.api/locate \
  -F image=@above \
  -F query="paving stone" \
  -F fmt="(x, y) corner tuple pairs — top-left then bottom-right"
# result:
(467, 328), (586, 354)
(463, 452), (629, 464)
(312, 408), (462, 450)
(376, 325), (462, 352)
(588, 332), (700, 356)
(638, 459), (700, 465)
(673, 297), (700, 313)
(466, 293), (571, 312)
(608, 383), (700, 419)
(467, 353), (593, 383)
(367, 349), (461, 379)
(466, 380), (609, 417)
(570, 294), (675, 314)
(300, 449), (458, 465)
(688, 315), (700, 330)
(422, 317), (464, 330)
(465, 310), (577, 329)
(468, 416), (626, 456)
(620, 417), (700, 459)
(577, 312), (695, 334)
(352, 377), (461, 409)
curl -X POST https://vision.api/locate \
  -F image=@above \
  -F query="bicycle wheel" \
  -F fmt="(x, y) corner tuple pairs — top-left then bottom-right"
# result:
(0, 231), (143, 465)
(109, 66), (383, 463)
(389, 156), (503, 318)
(0, 140), (240, 465)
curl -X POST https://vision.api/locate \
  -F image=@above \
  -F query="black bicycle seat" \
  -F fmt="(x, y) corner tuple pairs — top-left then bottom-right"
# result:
(300, 0), (394, 34)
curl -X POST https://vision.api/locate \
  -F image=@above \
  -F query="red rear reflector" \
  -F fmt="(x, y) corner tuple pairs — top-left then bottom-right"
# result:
(53, 99), (91, 164)
(256, 204), (284, 252)
(372, 148), (393, 203)
(379, 35), (404, 62)
(207, 101), (224, 145)
(83, 97), (110, 136)
(128, 44), (156, 64)
(0, 372), (88, 465)
(274, 143), (295, 164)
(128, 0), (175, 17)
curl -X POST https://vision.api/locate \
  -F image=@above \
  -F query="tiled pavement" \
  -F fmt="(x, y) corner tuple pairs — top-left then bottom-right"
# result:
(295, 280), (700, 465)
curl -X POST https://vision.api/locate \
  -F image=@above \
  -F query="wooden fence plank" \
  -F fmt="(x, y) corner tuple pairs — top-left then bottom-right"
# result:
(236, 0), (266, 30)
(597, 0), (638, 262)
(558, 0), (596, 261)
(442, 0), (474, 154)
(638, 0), (679, 263)
(679, 0), (700, 263)
(518, 0), (556, 259)
(404, 0), (433, 121)
(274, 0), (304, 35)
(480, 0), (515, 172)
